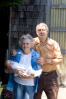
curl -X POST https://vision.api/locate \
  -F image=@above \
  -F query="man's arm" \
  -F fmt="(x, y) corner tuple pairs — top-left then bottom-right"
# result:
(44, 58), (62, 65)
(37, 54), (63, 66)
(37, 42), (63, 66)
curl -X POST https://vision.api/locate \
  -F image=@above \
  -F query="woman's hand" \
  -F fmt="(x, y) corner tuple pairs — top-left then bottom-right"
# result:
(17, 70), (35, 79)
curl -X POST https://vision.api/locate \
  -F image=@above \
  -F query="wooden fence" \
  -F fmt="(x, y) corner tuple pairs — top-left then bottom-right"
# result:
(50, 0), (66, 83)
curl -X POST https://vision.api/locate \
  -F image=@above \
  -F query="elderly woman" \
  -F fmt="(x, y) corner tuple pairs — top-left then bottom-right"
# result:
(6, 34), (42, 99)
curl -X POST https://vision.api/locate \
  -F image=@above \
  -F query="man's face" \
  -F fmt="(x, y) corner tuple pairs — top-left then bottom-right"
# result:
(36, 24), (48, 39)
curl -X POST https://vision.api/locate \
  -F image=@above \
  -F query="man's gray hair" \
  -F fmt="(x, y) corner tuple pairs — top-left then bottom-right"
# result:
(19, 34), (34, 48)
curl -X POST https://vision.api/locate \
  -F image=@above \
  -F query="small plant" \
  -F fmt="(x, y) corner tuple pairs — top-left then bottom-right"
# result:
(0, 0), (26, 7)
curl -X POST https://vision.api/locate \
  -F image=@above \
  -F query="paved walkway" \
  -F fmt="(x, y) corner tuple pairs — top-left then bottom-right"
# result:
(41, 86), (66, 99)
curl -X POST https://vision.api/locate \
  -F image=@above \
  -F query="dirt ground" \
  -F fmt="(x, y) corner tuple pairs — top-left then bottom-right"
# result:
(41, 86), (66, 99)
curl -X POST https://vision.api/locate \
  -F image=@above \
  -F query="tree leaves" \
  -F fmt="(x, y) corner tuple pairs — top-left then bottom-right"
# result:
(0, 0), (26, 7)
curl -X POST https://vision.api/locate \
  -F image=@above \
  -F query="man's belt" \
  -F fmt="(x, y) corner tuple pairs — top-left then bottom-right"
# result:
(42, 70), (56, 75)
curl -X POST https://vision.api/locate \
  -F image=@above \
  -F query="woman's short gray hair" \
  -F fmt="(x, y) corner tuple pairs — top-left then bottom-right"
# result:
(19, 34), (34, 48)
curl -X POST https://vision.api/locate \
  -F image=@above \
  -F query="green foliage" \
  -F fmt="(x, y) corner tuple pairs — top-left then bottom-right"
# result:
(0, 0), (26, 7)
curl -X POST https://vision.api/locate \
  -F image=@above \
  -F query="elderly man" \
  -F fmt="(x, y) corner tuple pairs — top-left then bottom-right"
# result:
(34, 23), (63, 99)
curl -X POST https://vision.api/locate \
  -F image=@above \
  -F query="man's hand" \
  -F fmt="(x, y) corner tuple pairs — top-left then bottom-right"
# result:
(11, 49), (17, 56)
(37, 57), (53, 65)
(37, 57), (45, 65)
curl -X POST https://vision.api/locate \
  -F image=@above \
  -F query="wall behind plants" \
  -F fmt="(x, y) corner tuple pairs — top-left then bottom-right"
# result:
(9, 0), (49, 49)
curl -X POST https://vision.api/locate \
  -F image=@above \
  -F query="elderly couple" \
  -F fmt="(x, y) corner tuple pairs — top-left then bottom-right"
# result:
(6, 23), (63, 99)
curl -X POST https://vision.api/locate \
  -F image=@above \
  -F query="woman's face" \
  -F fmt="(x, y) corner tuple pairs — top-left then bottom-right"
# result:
(22, 39), (31, 54)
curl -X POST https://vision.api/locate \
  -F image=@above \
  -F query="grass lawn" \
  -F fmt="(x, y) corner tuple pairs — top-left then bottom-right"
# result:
(0, 85), (6, 97)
